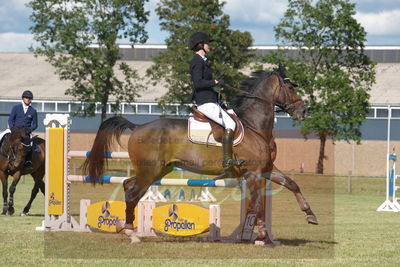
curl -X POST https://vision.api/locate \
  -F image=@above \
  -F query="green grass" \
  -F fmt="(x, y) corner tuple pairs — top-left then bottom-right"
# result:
(0, 174), (399, 266)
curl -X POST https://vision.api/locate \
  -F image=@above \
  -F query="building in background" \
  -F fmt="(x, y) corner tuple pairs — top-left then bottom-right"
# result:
(0, 45), (399, 176)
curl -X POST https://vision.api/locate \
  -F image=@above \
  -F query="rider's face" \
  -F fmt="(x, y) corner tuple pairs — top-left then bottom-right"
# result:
(22, 97), (32, 106)
(203, 43), (210, 53)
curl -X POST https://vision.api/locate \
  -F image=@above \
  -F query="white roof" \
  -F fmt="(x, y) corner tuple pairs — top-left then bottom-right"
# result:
(0, 52), (398, 105)
(0, 52), (165, 101)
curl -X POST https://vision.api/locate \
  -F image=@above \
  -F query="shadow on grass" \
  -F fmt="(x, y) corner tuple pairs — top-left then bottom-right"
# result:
(42, 231), (335, 259)
(22, 213), (45, 217)
(277, 238), (337, 246)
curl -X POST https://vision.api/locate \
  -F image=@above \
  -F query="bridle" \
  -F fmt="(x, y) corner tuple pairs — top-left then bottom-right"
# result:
(273, 76), (303, 114)
(0, 134), (31, 163)
(225, 73), (302, 113)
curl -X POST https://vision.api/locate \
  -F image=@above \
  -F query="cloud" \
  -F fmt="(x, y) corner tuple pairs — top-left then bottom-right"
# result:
(224, 0), (288, 25)
(143, 0), (166, 43)
(0, 0), (29, 11)
(0, 32), (34, 52)
(145, 0), (160, 21)
(355, 0), (400, 13)
(355, 9), (400, 35)
(222, 0), (287, 44)
(1, 0), (399, 51)
(0, 0), (31, 32)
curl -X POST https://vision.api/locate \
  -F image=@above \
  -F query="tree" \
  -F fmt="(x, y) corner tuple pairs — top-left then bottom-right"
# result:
(261, 0), (376, 173)
(28, 0), (149, 122)
(147, 0), (253, 108)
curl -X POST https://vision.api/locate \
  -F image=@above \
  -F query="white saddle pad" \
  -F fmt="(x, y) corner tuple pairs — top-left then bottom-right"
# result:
(0, 129), (11, 144)
(187, 110), (244, 147)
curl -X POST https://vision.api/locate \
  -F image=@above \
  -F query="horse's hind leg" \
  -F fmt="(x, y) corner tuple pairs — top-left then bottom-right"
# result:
(245, 171), (275, 247)
(21, 182), (40, 216)
(21, 168), (45, 215)
(120, 163), (174, 243)
(119, 175), (153, 243)
(269, 165), (318, 225)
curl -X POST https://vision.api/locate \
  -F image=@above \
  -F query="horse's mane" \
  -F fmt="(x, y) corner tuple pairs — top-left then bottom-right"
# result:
(9, 128), (30, 138)
(233, 66), (289, 116)
(233, 70), (271, 115)
(32, 135), (45, 143)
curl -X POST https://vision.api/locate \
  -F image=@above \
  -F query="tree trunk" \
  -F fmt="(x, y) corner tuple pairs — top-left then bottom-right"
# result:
(316, 132), (327, 174)
(100, 76), (113, 122)
(100, 90), (109, 123)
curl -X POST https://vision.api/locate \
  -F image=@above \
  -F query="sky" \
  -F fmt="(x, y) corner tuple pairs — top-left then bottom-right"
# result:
(0, 0), (399, 52)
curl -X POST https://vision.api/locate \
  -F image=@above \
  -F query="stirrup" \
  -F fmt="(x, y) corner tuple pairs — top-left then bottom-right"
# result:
(222, 158), (244, 168)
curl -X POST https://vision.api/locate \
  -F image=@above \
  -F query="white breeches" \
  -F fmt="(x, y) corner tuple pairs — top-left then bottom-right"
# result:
(197, 103), (236, 131)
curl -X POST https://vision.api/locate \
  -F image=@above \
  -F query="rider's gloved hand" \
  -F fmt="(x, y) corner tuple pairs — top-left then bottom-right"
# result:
(217, 79), (225, 87)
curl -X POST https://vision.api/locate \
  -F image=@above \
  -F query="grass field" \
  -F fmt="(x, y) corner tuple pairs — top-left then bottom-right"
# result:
(0, 173), (399, 266)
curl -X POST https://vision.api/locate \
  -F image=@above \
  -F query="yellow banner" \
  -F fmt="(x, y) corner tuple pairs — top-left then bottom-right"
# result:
(152, 203), (210, 236)
(86, 201), (137, 232)
(47, 128), (64, 215)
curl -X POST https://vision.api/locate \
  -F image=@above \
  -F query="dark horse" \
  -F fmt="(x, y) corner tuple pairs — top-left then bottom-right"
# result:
(0, 128), (45, 216)
(84, 69), (318, 245)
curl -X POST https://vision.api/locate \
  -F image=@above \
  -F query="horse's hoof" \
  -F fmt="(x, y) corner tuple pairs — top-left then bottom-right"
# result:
(306, 215), (318, 225)
(20, 212), (27, 217)
(1, 208), (7, 216)
(115, 220), (125, 233)
(264, 242), (275, 248)
(7, 207), (15, 216)
(254, 237), (275, 247)
(125, 229), (141, 243)
(130, 236), (141, 244)
(254, 239), (265, 246)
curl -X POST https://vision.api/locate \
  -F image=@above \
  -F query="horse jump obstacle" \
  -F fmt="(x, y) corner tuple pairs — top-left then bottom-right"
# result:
(377, 106), (400, 212)
(377, 153), (400, 212)
(38, 114), (276, 243)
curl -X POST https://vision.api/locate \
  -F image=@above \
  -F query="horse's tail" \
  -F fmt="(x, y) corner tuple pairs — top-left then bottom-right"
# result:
(82, 116), (136, 184)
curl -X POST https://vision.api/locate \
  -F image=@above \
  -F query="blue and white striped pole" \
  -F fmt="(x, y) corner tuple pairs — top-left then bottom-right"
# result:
(67, 175), (240, 188)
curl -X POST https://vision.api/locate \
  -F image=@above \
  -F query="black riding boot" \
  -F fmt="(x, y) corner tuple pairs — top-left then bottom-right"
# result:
(222, 129), (244, 168)
(24, 150), (33, 171)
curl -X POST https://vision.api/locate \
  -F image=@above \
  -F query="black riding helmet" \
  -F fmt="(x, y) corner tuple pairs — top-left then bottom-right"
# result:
(22, 90), (33, 99)
(188, 32), (213, 50)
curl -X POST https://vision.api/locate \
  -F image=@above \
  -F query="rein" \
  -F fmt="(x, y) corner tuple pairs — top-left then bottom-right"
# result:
(223, 84), (269, 103)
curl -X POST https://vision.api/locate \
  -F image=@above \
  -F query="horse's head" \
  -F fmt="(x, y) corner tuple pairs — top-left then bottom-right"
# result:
(271, 72), (306, 121)
(5, 128), (32, 170)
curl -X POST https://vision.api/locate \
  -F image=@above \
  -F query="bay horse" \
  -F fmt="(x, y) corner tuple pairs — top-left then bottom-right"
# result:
(83, 69), (318, 245)
(0, 128), (45, 216)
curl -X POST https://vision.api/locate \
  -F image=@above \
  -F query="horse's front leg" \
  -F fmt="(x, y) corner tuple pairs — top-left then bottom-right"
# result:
(270, 165), (318, 225)
(7, 172), (22, 215)
(1, 172), (8, 216)
(245, 170), (275, 247)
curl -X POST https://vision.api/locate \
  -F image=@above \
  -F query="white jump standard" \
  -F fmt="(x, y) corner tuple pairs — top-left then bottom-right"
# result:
(377, 106), (400, 212)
